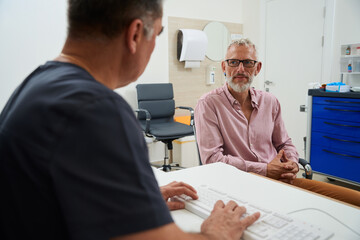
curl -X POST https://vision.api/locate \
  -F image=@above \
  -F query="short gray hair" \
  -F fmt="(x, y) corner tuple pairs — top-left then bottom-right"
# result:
(227, 38), (258, 59)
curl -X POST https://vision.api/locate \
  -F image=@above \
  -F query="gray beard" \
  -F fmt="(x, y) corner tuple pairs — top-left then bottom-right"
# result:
(226, 75), (254, 93)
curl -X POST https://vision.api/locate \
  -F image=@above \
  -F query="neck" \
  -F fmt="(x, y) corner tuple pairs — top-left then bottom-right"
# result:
(54, 37), (125, 90)
(58, 53), (93, 75)
(228, 85), (251, 107)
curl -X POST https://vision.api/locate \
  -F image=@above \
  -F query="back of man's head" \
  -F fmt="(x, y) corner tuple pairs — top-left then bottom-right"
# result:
(67, 0), (163, 40)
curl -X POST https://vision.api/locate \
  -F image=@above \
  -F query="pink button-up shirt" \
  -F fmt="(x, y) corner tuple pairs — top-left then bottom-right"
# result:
(195, 84), (299, 176)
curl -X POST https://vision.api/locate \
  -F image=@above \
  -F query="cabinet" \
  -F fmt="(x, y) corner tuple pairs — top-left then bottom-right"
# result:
(340, 43), (360, 75)
(307, 89), (360, 185)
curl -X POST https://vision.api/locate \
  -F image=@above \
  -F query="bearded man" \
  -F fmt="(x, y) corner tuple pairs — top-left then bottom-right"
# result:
(195, 38), (299, 184)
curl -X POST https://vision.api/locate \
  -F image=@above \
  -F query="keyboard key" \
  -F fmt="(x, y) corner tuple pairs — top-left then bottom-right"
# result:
(247, 223), (269, 238)
(249, 204), (272, 214)
(273, 212), (293, 222)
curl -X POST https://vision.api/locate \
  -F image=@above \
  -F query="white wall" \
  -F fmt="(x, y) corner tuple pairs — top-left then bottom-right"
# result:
(0, 0), (67, 111)
(0, 0), (248, 112)
(330, 0), (360, 84)
(2, 0), (358, 113)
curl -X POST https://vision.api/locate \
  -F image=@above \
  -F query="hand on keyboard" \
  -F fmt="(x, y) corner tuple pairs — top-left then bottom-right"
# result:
(201, 200), (260, 240)
(160, 181), (198, 210)
(177, 185), (334, 240)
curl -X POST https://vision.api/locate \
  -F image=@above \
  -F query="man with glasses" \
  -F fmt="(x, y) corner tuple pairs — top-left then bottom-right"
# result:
(195, 38), (299, 184)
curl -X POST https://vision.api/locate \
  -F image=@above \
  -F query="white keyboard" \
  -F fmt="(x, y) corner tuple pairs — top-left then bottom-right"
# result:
(175, 185), (334, 240)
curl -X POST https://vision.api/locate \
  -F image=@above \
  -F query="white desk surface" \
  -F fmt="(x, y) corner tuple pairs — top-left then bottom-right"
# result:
(153, 163), (360, 240)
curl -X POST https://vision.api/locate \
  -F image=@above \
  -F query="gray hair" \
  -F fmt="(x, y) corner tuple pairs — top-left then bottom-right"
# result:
(142, 14), (156, 40)
(227, 38), (258, 59)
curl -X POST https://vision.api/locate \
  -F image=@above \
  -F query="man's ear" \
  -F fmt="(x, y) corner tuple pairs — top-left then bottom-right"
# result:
(221, 61), (226, 73)
(126, 19), (144, 54)
(255, 61), (262, 76)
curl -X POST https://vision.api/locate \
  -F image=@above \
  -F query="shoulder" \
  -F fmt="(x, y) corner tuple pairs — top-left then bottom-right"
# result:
(200, 85), (227, 99)
(20, 61), (133, 133)
(39, 61), (125, 111)
(197, 86), (227, 107)
(252, 88), (280, 106)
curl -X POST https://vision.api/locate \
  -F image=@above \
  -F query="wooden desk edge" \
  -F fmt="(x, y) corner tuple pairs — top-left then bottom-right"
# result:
(249, 172), (360, 210)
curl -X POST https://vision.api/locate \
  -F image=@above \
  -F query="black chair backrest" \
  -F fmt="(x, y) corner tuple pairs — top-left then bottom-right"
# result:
(136, 83), (175, 121)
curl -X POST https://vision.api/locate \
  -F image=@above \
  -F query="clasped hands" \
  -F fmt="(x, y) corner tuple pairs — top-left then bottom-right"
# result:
(267, 149), (299, 184)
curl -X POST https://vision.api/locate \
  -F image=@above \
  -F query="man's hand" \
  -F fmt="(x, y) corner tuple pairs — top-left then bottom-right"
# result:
(201, 200), (260, 240)
(160, 181), (198, 210)
(267, 150), (299, 184)
(278, 155), (299, 184)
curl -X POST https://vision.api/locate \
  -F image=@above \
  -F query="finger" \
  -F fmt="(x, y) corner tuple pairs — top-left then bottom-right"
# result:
(289, 167), (299, 174)
(281, 157), (289, 163)
(283, 164), (295, 170)
(280, 172), (296, 179)
(164, 181), (198, 195)
(165, 181), (179, 187)
(224, 200), (239, 211)
(241, 212), (261, 228)
(283, 163), (298, 172)
(169, 186), (199, 200)
(166, 201), (185, 211)
(233, 205), (247, 217)
(293, 163), (300, 172)
(281, 152), (291, 162)
(276, 150), (284, 161)
(213, 200), (225, 210)
(161, 185), (198, 199)
(175, 181), (198, 194)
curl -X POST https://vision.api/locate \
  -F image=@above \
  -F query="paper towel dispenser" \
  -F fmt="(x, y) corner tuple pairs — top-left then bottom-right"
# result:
(177, 29), (208, 68)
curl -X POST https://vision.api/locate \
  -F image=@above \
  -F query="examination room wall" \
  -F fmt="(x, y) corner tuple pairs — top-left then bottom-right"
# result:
(0, 0), (259, 163)
(0, 0), (257, 112)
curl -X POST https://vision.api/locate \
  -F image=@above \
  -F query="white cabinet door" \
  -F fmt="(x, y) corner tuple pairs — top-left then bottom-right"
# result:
(264, 0), (325, 158)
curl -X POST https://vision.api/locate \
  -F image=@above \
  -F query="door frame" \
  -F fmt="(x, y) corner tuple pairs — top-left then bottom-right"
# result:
(260, 0), (336, 87)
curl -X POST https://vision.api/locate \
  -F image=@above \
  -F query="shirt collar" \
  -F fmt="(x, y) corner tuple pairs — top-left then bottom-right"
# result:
(223, 83), (259, 109)
(249, 87), (259, 109)
(223, 83), (237, 105)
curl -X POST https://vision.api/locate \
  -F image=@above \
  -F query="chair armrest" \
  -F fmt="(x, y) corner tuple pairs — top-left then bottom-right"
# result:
(176, 106), (194, 126)
(134, 109), (151, 134)
(299, 158), (313, 180)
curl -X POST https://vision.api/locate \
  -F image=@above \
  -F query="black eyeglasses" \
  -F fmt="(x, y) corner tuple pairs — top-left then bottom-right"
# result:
(225, 59), (257, 68)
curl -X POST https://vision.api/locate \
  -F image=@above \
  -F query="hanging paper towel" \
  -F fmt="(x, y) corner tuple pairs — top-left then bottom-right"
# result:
(177, 29), (208, 68)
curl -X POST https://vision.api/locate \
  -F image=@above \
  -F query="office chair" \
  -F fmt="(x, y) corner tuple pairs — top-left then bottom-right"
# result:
(193, 119), (313, 179)
(135, 83), (194, 172)
(299, 158), (312, 179)
(300, 136), (313, 179)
